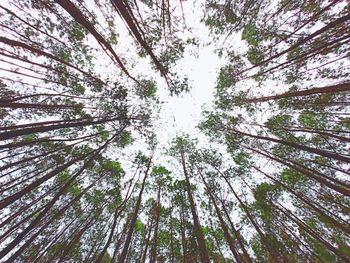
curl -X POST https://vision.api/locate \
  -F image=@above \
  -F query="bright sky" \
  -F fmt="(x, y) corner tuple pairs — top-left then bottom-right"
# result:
(150, 0), (227, 151)
(107, 0), (227, 159)
(89, 0), (226, 173)
(0, 0), (225, 167)
(155, 43), (223, 147)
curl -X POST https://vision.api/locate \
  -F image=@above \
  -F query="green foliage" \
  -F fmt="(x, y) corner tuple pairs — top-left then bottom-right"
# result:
(1, 1), (349, 262)
(96, 125), (109, 141)
(101, 159), (124, 177)
(251, 236), (267, 261)
(152, 165), (171, 176)
(281, 168), (308, 186)
(233, 151), (250, 173)
(88, 189), (105, 207)
(56, 49), (71, 63)
(242, 24), (259, 46)
(314, 93), (332, 105)
(247, 46), (264, 65)
(72, 82), (85, 95)
(47, 242), (65, 259)
(135, 218), (145, 233)
(69, 23), (86, 42)
(169, 75), (190, 96)
(115, 130), (134, 148)
(265, 114), (293, 129)
(298, 110), (324, 128)
(254, 182), (281, 221)
(204, 14), (226, 33)
(56, 171), (71, 184)
(158, 38), (185, 72)
(136, 79), (157, 98)
(168, 134), (198, 156)
(23, 134), (37, 142)
(216, 65), (236, 90)
(201, 226), (210, 236)
(309, 238), (337, 262)
(88, 252), (111, 263)
(68, 184), (82, 197)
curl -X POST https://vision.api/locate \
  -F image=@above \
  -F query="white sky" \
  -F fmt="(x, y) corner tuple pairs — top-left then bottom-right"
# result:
(155, 43), (223, 147)
(111, 0), (228, 160)
(0, 0), (225, 168)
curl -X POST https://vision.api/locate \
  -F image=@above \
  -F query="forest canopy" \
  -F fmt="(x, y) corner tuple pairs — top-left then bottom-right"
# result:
(0, 0), (349, 262)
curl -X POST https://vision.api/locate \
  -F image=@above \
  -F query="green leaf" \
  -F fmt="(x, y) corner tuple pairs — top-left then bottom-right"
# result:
(135, 219), (145, 233)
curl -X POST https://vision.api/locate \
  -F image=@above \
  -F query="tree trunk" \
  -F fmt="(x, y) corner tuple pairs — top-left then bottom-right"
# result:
(179, 146), (210, 263)
(213, 167), (281, 263)
(150, 185), (161, 263)
(245, 82), (350, 103)
(0, 115), (130, 140)
(198, 169), (244, 263)
(119, 154), (153, 262)
(225, 127), (350, 163)
(0, 36), (103, 84)
(253, 165), (350, 234)
(54, 0), (140, 84)
(244, 145), (350, 196)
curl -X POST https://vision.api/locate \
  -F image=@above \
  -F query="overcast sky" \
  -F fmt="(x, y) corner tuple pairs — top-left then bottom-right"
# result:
(155, 44), (223, 146)
(151, 0), (226, 152)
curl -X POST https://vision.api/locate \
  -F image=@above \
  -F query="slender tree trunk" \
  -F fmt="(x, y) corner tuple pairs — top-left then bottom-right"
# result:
(55, 0), (138, 83)
(243, 145), (350, 196)
(110, 0), (167, 81)
(274, 202), (350, 262)
(0, 154), (87, 210)
(150, 185), (161, 263)
(0, 101), (86, 110)
(96, 197), (130, 262)
(111, 217), (131, 262)
(0, 156), (96, 261)
(0, 131), (102, 151)
(0, 184), (59, 233)
(0, 135), (116, 261)
(34, 208), (85, 262)
(213, 167), (281, 263)
(169, 209), (175, 263)
(0, 36), (104, 84)
(244, 82), (350, 103)
(198, 169), (243, 263)
(249, 34), (350, 80)
(179, 146), (210, 263)
(137, 211), (153, 263)
(240, 12), (350, 73)
(253, 166), (350, 234)
(224, 127), (350, 163)
(119, 154), (153, 262)
(218, 197), (252, 262)
(0, 115), (130, 140)
(57, 216), (96, 262)
(0, 4), (66, 45)
(179, 198), (187, 263)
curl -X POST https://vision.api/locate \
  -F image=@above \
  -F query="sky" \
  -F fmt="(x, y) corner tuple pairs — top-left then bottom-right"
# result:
(0, 0), (225, 168)
(155, 43), (223, 147)
(110, 0), (227, 161)
(80, 0), (228, 176)
(149, 0), (228, 152)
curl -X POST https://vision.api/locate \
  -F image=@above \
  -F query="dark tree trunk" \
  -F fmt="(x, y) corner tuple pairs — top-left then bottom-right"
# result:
(179, 147), (210, 263)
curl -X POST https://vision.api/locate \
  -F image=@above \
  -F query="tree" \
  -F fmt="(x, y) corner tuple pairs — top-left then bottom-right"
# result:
(1, 0), (350, 261)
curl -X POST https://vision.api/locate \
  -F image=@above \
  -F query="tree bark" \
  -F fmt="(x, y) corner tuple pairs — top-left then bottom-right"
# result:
(179, 146), (210, 263)
(244, 82), (350, 103)
(118, 154), (153, 262)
